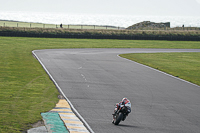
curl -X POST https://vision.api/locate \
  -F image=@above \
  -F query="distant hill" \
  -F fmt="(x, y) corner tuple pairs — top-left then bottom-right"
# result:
(127, 21), (170, 29)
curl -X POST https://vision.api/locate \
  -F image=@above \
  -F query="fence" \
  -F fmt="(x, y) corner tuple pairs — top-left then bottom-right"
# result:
(0, 20), (123, 30)
(1, 20), (200, 31)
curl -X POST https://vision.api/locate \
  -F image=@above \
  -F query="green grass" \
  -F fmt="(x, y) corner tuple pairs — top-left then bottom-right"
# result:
(120, 52), (200, 86)
(0, 36), (200, 132)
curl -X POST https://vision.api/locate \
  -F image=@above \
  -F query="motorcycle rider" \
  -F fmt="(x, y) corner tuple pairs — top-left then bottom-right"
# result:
(112, 97), (131, 123)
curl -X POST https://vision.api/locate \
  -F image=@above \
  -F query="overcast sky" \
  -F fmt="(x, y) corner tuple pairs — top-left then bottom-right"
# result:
(1, 0), (200, 16)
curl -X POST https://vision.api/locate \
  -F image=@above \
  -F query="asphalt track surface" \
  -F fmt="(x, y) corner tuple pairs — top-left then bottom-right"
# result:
(34, 48), (200, 133)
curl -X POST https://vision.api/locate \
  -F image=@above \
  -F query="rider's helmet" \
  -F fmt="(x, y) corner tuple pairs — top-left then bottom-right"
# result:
(122, 97), (128, 105)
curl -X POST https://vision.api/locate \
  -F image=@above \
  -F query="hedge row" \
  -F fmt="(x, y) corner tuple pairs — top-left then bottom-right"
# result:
(0, 30), (200, 41)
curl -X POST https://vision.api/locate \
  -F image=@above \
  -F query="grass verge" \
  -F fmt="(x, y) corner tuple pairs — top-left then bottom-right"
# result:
(0, 36), (200, 132)
(1, 26), (200, 37)
(120, 52), (200, 86)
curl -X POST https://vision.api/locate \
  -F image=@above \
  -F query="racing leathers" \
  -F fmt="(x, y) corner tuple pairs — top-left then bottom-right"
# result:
(113, 97), (131, 117)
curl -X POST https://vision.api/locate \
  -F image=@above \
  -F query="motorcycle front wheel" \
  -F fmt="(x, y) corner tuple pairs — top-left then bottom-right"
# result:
(114, 113), (123, 125)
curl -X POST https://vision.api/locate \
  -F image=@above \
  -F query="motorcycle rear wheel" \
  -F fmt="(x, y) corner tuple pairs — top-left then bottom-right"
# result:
(114, 113), (123, 125)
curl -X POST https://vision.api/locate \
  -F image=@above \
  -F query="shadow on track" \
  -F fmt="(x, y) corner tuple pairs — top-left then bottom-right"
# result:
(113, 124), (140, 128)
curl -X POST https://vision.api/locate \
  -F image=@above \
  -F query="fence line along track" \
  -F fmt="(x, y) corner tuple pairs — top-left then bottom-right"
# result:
(0, 20), (124, 30)
(1, 20), (200, 31)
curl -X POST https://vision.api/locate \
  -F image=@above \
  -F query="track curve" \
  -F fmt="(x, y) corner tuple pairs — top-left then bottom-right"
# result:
(34, 48), (200, 133)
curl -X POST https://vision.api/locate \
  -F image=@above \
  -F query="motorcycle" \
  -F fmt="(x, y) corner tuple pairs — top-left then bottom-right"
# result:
(112, 105), (129, 125)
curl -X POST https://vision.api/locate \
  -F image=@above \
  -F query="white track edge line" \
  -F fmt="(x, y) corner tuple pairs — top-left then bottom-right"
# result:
(117, 54), (200, 88)
(32, 50), (95, 133)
